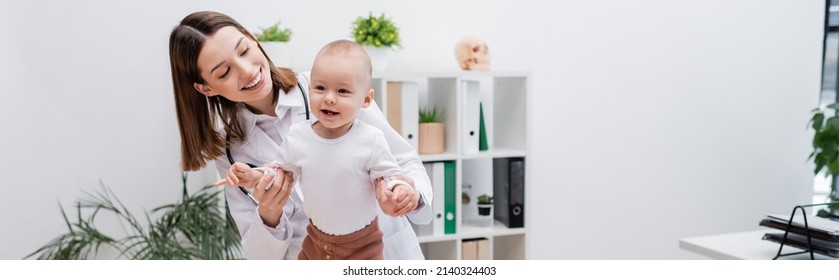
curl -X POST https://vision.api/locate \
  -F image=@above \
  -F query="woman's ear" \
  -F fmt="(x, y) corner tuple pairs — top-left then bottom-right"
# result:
(193, 82), (217, 96)
(362, 88), (374, 108)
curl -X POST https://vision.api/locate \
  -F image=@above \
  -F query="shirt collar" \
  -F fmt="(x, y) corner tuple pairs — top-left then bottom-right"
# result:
(277, 83), (304, 112)
(234, 71), (311, 142)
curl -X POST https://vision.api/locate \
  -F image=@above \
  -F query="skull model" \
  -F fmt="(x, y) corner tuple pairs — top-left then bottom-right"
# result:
(454, 36), (491, 71)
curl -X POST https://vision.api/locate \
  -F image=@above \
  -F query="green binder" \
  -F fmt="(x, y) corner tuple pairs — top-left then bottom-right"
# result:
(444, 161), (457, 234)
(479, 102), (489, 151)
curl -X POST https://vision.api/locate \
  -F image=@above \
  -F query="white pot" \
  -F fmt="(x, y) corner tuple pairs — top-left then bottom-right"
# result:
(362, 46), (390, 72)
(260, 41), (292, 68)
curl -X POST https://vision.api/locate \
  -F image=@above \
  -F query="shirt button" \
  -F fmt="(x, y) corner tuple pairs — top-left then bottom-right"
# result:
(325, 255), (331, 260)
(323, 245), (328, 250)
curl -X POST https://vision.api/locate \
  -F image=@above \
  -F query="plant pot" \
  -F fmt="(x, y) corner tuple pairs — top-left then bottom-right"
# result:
(419, 122), (445, 154)
(260, 41), (292, 68)
(477, 204), (492, 216)
(362, 46), (390, 72)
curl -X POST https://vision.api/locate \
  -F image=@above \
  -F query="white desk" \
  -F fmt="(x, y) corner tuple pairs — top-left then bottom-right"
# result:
(679, 229), (835, 260)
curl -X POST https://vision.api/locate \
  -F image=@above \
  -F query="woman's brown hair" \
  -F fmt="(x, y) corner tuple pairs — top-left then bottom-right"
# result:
(169, 11), (297, 171)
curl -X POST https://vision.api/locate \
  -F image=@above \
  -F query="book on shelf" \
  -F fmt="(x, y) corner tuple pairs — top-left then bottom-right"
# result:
(461, 238), (490, 260)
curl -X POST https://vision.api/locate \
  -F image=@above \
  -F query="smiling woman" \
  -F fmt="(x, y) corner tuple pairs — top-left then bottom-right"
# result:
(167, 11), (432, 260)
(168, 12), (298, 172)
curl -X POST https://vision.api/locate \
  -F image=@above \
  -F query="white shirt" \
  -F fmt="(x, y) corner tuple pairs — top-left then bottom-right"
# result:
(215, 72), (432, 259)
(277, 119), (402, 235)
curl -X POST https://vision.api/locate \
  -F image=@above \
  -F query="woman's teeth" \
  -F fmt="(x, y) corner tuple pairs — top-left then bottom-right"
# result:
(243, 71), (262, 90)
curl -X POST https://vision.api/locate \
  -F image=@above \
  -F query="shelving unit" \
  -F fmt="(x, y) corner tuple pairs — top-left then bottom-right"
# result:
(372, 71), (530, 260)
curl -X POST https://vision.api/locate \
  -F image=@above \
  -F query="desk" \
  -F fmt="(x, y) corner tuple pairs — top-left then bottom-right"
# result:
(679, 229), (835, 260)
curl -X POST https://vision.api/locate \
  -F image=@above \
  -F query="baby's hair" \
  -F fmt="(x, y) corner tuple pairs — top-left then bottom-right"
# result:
(316, 39), (372, 77)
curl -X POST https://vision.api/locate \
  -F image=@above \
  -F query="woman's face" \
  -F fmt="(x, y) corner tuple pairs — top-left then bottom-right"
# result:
(194, 26), (272, 106)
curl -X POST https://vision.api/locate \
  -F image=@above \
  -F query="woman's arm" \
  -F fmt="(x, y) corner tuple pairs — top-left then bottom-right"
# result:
(214, 158), (299, 259)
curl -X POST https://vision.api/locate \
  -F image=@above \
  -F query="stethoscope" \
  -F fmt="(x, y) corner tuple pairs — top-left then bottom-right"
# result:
(225, 83), (310, 215)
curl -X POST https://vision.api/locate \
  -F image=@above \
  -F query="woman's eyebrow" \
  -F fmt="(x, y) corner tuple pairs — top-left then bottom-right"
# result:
(210, 37), (245, 74)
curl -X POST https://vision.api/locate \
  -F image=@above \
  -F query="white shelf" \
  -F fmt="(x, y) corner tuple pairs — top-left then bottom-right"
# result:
(376, 72), (530, 260)
(373, 70), (531, 79)
(459, 221), (526, 239)
(460, 148), (527, 160)
(419, 148), (526, 161)
(418, 152), (460, 162)
(416, 221), (525, 244)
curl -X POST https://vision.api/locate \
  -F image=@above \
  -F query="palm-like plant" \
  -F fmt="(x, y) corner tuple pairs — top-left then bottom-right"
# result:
(27, 174), (242, 260)
(809, 103), (839, 217)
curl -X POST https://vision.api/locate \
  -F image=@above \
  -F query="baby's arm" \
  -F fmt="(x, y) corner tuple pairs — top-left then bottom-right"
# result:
(368, 133), (419, 216)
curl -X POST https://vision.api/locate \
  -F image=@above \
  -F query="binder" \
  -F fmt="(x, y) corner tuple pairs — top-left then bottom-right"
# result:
(444, 161), (457, 234)
(460, 80), (480, 155)
(385, 81), (419, 149)
(478, 76), (494, 149)
(385, 82), (402, 133)
(494, 157), (524, 228)
(479, 102), (488, 151)
(422, 162), (446, 236)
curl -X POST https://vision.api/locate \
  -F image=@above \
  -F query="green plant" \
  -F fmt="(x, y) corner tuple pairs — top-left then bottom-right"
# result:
(462, 192), (471, 204)
(419, 107), (444, 123)
(477, 194), (493, 205)
(26, 174), (242, 260)
(255, 22), (292, 42)
(809, 103), (839, 217)
(351, 12), (401, 49)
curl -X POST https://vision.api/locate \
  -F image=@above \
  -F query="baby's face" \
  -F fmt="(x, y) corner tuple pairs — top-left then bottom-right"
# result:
(308, 54), (372, 133)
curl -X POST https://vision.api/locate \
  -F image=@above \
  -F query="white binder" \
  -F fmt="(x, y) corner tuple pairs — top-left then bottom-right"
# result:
(460, 80), (481, 155)
(423, 162), (446, 236)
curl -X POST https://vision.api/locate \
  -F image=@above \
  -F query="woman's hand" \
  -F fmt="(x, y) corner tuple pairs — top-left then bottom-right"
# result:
(213, 162), (294, 228)
(375, 173), (419, 217)
(252, 163), (294, 228)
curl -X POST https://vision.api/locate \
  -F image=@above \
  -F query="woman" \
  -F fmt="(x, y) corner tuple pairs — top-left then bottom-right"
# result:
(168, 11), (432, 260)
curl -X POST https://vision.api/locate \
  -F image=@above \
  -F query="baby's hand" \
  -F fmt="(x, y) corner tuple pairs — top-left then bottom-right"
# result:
(213, 162), (265, 189)
(375, 176), (419, 217)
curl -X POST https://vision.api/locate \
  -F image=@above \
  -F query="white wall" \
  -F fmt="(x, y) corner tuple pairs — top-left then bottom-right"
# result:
(0, 0), (821, 259)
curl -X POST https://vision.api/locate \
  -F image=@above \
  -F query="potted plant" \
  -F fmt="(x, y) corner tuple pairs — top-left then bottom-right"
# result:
(809, 103), (839, 217)
(418, 106), (445, 154)
(351, 12), (401, 72)
(26, 174), (242, 259)
(477, 194), (493, 216)
(255, 21), (293, 67)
